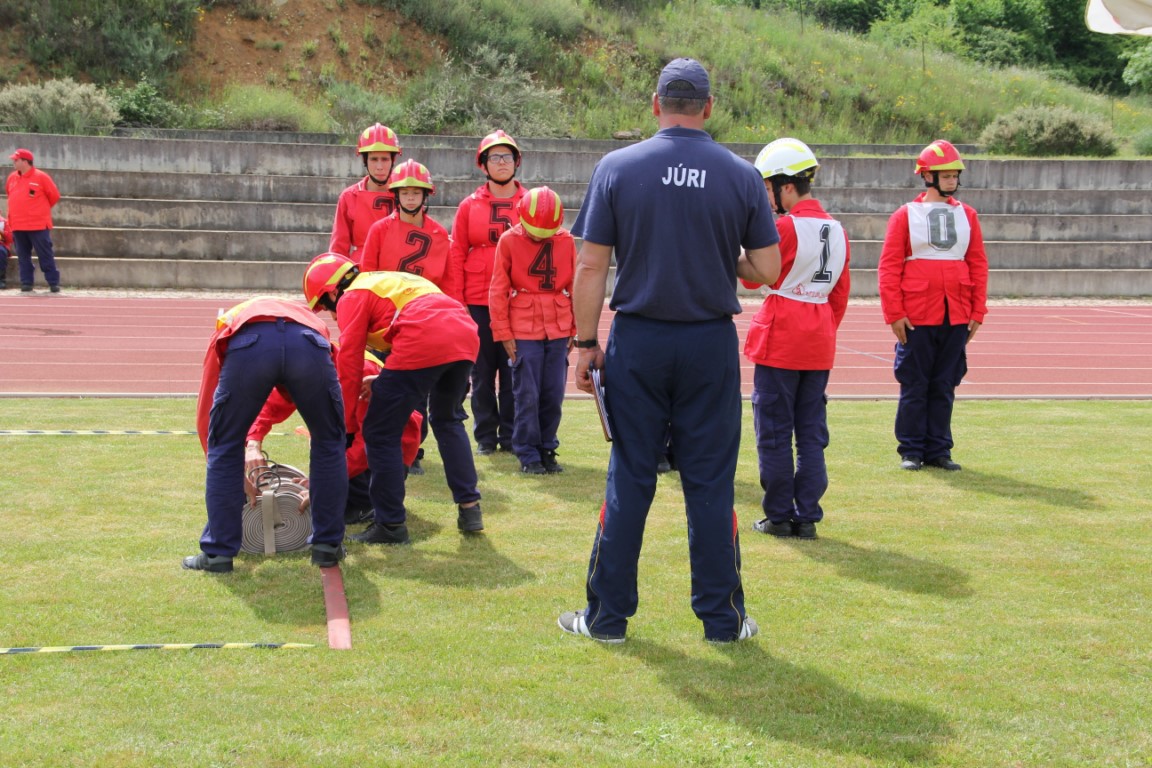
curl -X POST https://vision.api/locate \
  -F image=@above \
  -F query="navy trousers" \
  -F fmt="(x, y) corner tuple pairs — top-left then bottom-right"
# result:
(467, 305), (514, 449)
(13, 230), (59, 288)
(893, 323), (969, 461)
(361, 360), (480, 525)
(583, 314), (748, 641)
(509, 337), (569, 466)
(202, 320), (347, 556)
(752, 366), (830, 524)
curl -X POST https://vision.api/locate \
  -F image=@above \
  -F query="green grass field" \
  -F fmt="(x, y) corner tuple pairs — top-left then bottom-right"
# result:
(1, 398), (1149, 767)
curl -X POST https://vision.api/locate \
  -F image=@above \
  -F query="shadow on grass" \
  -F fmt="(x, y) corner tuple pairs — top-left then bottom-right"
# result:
(786, 538), (974, 598)
(933, 468), (1101, 510)
(348, 511), (535, 592)
(408, 457), (515, 518)
(222, 553), (382, 626)
(623, 639), (953, 763)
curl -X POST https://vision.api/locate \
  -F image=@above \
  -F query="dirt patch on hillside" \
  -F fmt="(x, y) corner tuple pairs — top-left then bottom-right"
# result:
(175, 0), (445, 99)
(0, 0), (445, 101)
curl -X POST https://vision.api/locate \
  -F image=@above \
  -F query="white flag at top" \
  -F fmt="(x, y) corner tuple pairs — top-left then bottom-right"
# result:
(1086, 0), (1152, 34)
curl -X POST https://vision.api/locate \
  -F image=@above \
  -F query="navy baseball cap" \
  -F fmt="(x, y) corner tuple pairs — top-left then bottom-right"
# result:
(657, 58), (711, 99)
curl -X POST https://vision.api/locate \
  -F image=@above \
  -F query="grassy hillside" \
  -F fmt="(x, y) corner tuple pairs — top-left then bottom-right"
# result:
(2, 0), (1150, 150)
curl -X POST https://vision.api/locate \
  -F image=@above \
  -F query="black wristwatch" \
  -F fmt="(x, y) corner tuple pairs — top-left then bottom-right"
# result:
(573, 337), (599, 349)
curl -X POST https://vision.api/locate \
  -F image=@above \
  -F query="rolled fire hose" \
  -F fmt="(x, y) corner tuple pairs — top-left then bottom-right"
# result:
(240, 462), (312, 555)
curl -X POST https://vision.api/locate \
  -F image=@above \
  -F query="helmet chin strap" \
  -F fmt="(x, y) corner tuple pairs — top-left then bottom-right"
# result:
(769, 179), (788, 215)
(926, 170), (961, 197)
(484, 170), (517, 184)
(397, 191), (428, 216)
(364, 154), (395, 186)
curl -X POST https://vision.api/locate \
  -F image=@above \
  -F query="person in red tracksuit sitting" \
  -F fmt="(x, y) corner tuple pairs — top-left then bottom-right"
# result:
(878, 139), (988, 473)
(303, 253), (482, 545)
(743, 138), (850, 540)
(328, 123), (402, 263)
(489, 187), (576, 475)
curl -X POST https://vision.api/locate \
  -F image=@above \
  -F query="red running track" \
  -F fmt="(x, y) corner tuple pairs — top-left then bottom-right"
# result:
(1, 293), (1150, 399)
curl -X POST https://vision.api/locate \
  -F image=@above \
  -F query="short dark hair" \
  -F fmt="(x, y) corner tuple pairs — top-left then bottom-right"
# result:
(769, 174), (813, 197)
(657, 94), (709, 116)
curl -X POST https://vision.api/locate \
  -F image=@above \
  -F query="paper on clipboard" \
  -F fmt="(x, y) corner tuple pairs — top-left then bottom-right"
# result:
(590, 367), (612, 442)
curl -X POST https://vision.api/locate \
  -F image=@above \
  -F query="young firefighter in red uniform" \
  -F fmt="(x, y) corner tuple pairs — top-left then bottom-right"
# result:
(744, 138), (850, 539)
(328, 123), (402, 263)
(489, 186), (576, 475)
(303, 253), (483, 544)
(359, 159), (454, 475)
(878, 139), (988, 472)
(187, 297), (347, 572)
(243, 347), (423, 524)
(359, 159), (454, 294)
(448, 130), (528, 455)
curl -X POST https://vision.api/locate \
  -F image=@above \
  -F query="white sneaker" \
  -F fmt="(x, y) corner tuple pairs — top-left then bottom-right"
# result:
(707, 616), (759, 643)
(557, 610), (626, 644)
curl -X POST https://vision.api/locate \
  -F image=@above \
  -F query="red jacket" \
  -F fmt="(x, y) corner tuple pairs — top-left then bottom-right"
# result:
(359, 212), (455, 297)
(329, 178), (395, 261)
(5, 167), (60, 231)
(743, 199), (850, 370)
(489, 224), (577, 342)
(878, 193), (988, 326)
(448, 182), (526, 305)
(196, 297), (331, 453)
(335, 271), (479, 432)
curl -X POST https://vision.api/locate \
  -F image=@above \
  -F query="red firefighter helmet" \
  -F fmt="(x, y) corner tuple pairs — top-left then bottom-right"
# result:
(476, 130), (521, 167)
(914, 140), (965, 174)
(518, 186), (564, 240)
(388, 159), (436, 195)
(357, 123), (402, 156)
(303, 252), (357, 311)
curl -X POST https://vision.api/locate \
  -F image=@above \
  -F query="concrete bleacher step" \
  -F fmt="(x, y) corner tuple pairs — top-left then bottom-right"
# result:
(13, 132), (1152, 189)
(53, 197), (1152, 246)
(5, 130), (1152, 296)
(837, 213), (1152, 241)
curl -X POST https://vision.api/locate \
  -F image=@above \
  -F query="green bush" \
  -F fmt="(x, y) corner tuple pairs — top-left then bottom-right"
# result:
(952, 0), (1053, 67)
(751, 0), (884, 33)
(867, 2), (968, 58)
(401, 46), (567, 136)
(1132, 129), (1152, 156)
(1121, 40), (1152, 93)
(0, 78), (119, 134)
(201, 84), (332, 132)
(325, 82), (406, 138)
(22, 0), (200, 83)
(106, 79), (184, 128)
(368, 0), (583, 73)
(979, 106), (1117, 156)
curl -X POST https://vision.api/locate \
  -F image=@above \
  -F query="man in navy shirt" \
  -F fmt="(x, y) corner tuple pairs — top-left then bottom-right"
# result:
(558, 58), (781, 644)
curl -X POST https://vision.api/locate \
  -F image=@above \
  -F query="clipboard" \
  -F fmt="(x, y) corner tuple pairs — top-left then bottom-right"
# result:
(590, 367), (612, 442)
